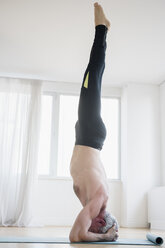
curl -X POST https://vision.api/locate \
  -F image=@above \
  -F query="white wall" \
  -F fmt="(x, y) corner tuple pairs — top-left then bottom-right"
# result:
(160, 83), (165, 185)
(121, 84), (161, 227)
(33, 178), (122, 226)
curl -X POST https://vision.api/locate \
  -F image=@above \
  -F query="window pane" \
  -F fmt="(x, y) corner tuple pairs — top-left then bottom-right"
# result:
(57, 95), (78, 177)
(38, 95), (53, 175)
(101, 98), (120, 179)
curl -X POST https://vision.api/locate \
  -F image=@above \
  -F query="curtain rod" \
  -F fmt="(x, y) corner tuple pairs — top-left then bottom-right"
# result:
(0, 74), (81, 85)
(1, 73), (162, 87)
(0, 74), (119, 87)
(0, 74), (61, 83)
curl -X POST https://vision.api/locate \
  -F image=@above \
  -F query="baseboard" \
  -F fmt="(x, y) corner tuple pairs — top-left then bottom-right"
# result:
(124, 218), (149, 228)
(150, 221), (165, 230)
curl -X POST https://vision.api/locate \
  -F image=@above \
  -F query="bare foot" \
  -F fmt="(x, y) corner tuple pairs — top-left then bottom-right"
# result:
(94, 2), (110, 30)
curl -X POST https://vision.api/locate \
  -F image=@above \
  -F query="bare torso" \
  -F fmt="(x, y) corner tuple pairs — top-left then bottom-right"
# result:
(70, 145), (109, 207)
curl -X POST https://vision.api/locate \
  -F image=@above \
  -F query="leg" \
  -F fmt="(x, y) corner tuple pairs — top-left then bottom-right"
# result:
(75, 3), (110, 150)
(79, 24), (107, 120)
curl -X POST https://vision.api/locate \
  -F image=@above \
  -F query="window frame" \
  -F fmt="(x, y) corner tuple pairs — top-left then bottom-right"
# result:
(39, 82), (121, 180)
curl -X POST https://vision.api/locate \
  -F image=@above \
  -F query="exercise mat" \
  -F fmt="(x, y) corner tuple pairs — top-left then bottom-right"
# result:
(0, 233), (163, 245)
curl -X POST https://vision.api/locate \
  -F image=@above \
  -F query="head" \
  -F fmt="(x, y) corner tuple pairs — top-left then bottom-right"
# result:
(88, 210), (106, 233)
(88, 210), (118, 234)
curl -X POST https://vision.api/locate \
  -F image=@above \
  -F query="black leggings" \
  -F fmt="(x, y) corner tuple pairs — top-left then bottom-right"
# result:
(75, 25), (107, 150)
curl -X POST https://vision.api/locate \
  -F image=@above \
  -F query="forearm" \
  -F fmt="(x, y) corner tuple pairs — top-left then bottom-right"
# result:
(70, 230), (107, 242)
(79, 231), (108, 242)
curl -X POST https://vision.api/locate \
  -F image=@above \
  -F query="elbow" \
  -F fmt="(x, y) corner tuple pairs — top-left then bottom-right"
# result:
(69, 233), (74, 242)
(69, 232), (86, 243)
(69, 237), (80, 243)
(69, 233), (80, 243)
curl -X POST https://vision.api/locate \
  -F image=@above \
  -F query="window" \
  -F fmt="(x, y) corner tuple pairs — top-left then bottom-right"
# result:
(57, 95), (78, 177)
(37, 93), (120, 179)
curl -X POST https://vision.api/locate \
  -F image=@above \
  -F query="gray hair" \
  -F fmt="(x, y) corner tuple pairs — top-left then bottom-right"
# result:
(101, 212), (119, 233)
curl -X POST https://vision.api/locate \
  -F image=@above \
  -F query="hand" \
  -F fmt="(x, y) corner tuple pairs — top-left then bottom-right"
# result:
(104, 223), (119, 241)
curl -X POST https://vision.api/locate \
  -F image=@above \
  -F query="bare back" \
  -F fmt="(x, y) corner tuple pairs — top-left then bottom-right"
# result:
(70, 145), (109, 207)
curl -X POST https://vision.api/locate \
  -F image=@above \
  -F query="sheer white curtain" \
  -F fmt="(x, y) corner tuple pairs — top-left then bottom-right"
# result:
(0, 78), (42, 226)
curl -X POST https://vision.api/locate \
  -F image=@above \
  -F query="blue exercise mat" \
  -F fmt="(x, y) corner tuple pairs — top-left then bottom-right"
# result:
(0, 233), (163, 245)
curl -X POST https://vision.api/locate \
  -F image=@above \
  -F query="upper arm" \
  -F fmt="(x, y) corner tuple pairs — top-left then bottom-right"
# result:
(87, 193), (106, 219)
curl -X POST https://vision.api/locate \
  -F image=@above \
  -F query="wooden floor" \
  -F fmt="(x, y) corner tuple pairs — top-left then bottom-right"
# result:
(0, 226), (164, 248)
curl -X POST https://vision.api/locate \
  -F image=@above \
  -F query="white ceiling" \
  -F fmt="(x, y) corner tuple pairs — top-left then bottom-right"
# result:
(0, 0), (165, 85)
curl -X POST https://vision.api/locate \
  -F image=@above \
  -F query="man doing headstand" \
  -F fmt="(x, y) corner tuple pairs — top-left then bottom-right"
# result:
(69, 2), (119, 242)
